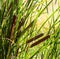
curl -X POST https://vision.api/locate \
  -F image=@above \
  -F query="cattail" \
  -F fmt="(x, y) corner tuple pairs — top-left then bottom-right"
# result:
(11, 15), (16, 31)
(30, 35), (50, 47)
(12, 15), (16, 23)
(26, 33), (44, 43)
(10, 15), (17, 39)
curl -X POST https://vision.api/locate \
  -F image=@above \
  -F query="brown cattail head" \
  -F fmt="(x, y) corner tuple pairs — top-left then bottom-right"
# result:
(10, 15), (17, 39)
(12, 15), (17, 24)
(11, 15), (16, 29)
(30, 35), (50, 47)
(26, 33), (44, 43)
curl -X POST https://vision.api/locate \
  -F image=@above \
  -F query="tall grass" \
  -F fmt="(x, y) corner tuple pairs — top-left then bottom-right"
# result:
(0, 0), (60, 59)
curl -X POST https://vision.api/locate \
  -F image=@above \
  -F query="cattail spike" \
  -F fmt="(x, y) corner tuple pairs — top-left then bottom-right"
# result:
(30, 35), (50, 47)
(10, 15), (17, 39)
(11, 15), (16, 31)
(26, 33), (44, 43)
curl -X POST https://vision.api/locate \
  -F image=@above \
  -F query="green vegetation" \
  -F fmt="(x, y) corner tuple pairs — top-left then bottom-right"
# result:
(0, 0), (60, 59)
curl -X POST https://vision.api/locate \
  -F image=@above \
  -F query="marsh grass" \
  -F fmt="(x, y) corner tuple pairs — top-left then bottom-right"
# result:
(0, 0), (60, 59)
